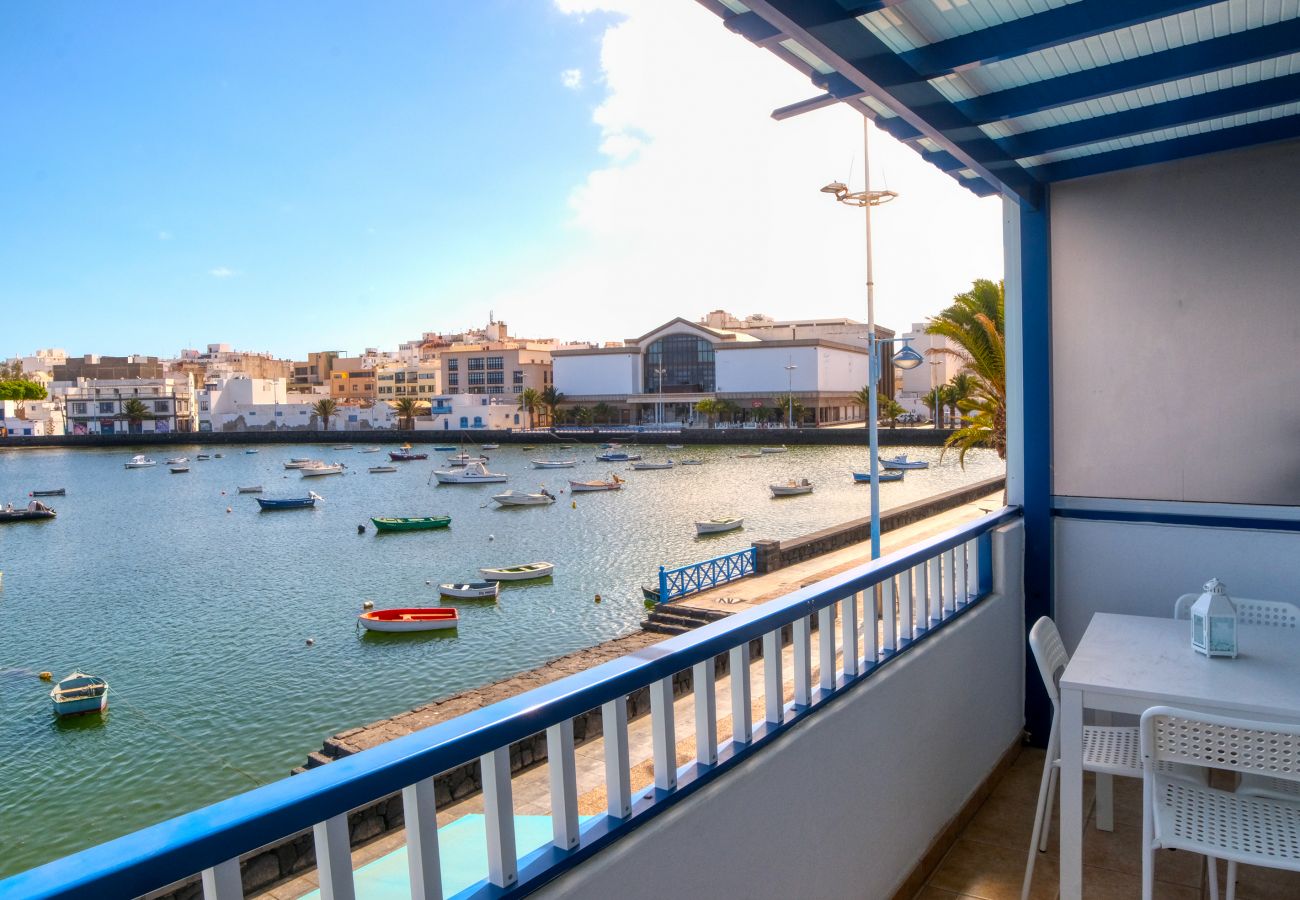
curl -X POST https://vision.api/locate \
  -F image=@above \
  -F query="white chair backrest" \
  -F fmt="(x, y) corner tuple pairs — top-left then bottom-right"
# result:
(1141, 706), (1300, 780)
(1173, 593), (1299, 628)
(1028, 616), (1068, 708)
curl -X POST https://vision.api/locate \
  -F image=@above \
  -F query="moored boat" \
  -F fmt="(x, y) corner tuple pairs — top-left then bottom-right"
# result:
(256, 492), (323, 510)
(124, 455), (156, 469)
(479, 561), (555, 581)
(770, 479), (814, 497)
(569, 474), (624, 492)
(642, 583), (662, 603)
(197, 454), (212, 461)
(853, 470), (904, 483)
(531, 459), (576, 469)
(695, 517), (743, 535)
(679, 459), (704, 466)
(666, 444), (684, 450)
(433, 446), (458, 451)
(370, 516), (451, 532)
(360, 447), (381, 453)
(736, 452), (762, 458)
(300, 463), (345, 477)
(439, 581), (500, 600)
(596, 451), (641, 462)
(368, 466), (398, 474)
(166, 457), (188, 465)
(434, 461), (508, 484)
(631, 460), (673, 470)
(284, 459), (321, 469)
(390, 450), (429, 461)
(213, 453), (223, 458)
(332, 444), (353, 450)
(358, 607), (459, 633)
(760, 446), (788, 454)
(169, 465), (189, 474)
(50, 672), (108, 716)
(447, 452), (489, 465)
(880, 455), (929, 470)
(0, 501), (57, 523)
(480, 443), (499, 450)
(30, 488), (66, 497)
(237, 485), (263, 493)
(244, 449), (259, 454)
(492, 489), (555, 507)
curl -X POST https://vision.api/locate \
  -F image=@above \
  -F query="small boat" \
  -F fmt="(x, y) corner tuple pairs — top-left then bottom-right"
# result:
(532, 459), (576, 469)
(853, 471), (905, 483)
(237, 485), (263, 493)
(447, 452), (489, 465)
(480, 443), (499, 450)
(284, 459), (321, 469)
(492, 489), (555, 507)
(197, 454), (211, 461)
(245, 449), (259, 455)
(631, 460), (674, 470)
(569, 475), (624, 492)
(359, 607), (459, 633)
(596, 451), (641, 462)
(433, 446), (458, 452)
(166, 457), (188, 465)
(521, 445), (537, 451)
(50, 672), (108, 716)
(371, 516), (451, 532)
(124, 455), (156, 469)
(213, 453), (223, 459)
(301, 463), (345, 477)
(256, 492), (323, 510)
(390, 450), (429, 461)
(434, 461), (508, 484)
(736, 452), (763, 459)
(666, 444), (684, 450)
(169, 465), (190, 474)
(679, 459), (704, 466)
(761, 446), (788, 454)
(30, 489), (66, 497)
(771, 479), (814, 497)
(368, 466), (398, 474)
(695, 517), (743, 535)
(333, 444), (354, 450)
(290, 456), (313, 463)
(479, 561), (555, 581)
(0, 501), (57, 523)
(439, 582), (500, 600)
(599, 442), (622, 450)
(880, 455), (929, 470)
(360, 447), (381, 453)
(642, 583), (662, 603)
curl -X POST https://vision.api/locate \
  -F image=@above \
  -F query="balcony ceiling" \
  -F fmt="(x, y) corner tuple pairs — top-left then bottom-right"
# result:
(699, 0), (1300, 206)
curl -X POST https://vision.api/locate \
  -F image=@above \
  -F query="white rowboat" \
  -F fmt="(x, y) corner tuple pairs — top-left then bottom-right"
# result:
(760, 446), (788, 454)
(479, 561), (555, 581)
(881, 455), (929, 470)
(532, 459), (576, 469)
(492, 489), (555, 506)
(631, 460), (674, 470)
(569, 475), (624, 492)
(301, 463), (345, 477)
(124, 455), (156, 469)
(439, 581), (501, 600)
(368, 466), (398, 474)
(434, 461), (508, 484)
(770, 479), (814, 497)
(695, 517), (743, 535)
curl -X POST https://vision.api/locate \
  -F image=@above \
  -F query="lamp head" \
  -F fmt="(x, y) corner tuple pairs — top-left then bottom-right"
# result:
(891, 345), (924, 370)
(820, 181), (848, 198)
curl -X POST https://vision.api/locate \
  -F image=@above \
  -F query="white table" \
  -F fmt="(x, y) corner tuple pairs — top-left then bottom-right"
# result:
(1058, 613), (1300, 900)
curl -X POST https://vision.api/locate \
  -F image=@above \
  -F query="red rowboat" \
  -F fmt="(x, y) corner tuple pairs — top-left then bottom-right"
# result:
(358, 607), (459, 633)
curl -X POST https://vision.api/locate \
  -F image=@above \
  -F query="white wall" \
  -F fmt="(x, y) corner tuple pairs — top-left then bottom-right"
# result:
(1051, 138), (1300, 505)
(538, 522), (1025, 900)
(553, 353), (641, 396)
(715, 345), (816, 392)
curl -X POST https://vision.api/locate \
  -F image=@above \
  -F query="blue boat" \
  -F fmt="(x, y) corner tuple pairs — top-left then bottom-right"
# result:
(50, 672), (108, 716)
(596, 452), (642, 462)
(434, 446), (458, 451)
(245, 449), (259, 455)
(853, 471), (905, 483)
(256, 492), (322, 510)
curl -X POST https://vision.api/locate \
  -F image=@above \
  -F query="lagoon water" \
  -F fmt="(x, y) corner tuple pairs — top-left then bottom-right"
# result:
(0, 440), (1001, 874)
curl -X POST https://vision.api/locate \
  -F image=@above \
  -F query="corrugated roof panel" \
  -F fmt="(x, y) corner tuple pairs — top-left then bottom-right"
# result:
(1018, 98), (1300, 165)
(857, 8), (930, 55)
(716, 0), (750, 13)
(777, 38), (835, 75)
(860, 0), (1079, 53)
(858, 95), (898, 118)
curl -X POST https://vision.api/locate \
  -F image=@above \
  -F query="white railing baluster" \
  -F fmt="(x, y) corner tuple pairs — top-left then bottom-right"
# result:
(602, 699), (632, 818)
(899, 568), (914, 643)
(927, 555), (941, 625)
(546, 721), (580, 851)
(402, 777), (443, 900)
(763, 629), (783, 725)
(966, 538), (979, 599)
(841, 593), (859, 678)
(793, 616), (811, 706)
(650, 677), (677, 790)
(818, 605), (836, 692)
(201, 859), (242, 900)
(482, 747), (517, 888)
(955, 542), (968, 606)
(943, 549), (955, 615)
(863, 585), (879, 667)
(312, 814), (356, 900)
(882, 576), (896, 654)
(693, 658), (718, 765)
(729, 643), (752, 745)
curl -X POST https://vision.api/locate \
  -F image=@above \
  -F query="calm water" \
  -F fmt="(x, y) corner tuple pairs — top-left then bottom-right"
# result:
(0, 440), (1001, 873)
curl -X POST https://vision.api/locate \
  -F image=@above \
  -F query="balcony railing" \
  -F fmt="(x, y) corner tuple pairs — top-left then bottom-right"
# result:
(1, 506), (1020, 900)
(658, 547), (756, 601)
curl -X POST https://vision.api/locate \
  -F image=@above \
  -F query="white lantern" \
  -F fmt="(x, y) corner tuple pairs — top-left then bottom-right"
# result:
(1191, 577), (1238, 658)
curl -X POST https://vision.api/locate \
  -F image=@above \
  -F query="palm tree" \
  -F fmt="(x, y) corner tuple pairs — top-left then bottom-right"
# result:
(945, 373), (977, 428)
(878, 393), (905, 428)
(573, 405), (593, 426)
(694, 397), (722, 428)
(926, 279), (1006, 462)
(774, 395), (804, 426)
(517, 388), (542, 429)
(119, 398), (152, 433)
(920, 391), (942, 427)
(540, 385), (564, 426)
(592, 402), (613, 425)
(852, 386), (874, 427)
(312, 398), (339, 432)
(393, 397), (425, 430)
(717, 399), (740, 424)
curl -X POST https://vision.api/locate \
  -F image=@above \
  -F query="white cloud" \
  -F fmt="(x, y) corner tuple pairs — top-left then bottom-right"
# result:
(489, 1), (1003, 343)
(209, 266), (238, 278)
(561, 68), (583, 90)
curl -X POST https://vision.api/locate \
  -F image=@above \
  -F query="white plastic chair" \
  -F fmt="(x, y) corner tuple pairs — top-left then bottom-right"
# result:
(1021, 618), (1208, 900)
(1140, 706), (1300, 900)
(1172, 593), (1300, 628)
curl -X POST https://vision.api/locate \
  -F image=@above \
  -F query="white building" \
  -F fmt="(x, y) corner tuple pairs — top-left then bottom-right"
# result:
(895, 323), (961, 420)
(0, 400), (64, 436)
(412, 394), (526, 431)
(195, 377), (397, 431)
(61, 378), (197, 434)
(5, 348), (67, 378)
(553, 316), (893, 426)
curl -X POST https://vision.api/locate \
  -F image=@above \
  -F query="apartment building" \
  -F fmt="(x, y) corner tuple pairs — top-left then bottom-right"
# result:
(61, 378), (196, 434)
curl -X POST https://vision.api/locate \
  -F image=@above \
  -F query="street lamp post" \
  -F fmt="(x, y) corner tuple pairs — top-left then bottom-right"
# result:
(784, 359), (797, 428)
(929, 357), (943, 430)
(821, 119), (901, 559)
(655, 366), (666, 428)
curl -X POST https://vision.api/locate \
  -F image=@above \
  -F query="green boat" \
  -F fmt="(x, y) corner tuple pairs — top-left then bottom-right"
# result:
(370, 516), (451, 532)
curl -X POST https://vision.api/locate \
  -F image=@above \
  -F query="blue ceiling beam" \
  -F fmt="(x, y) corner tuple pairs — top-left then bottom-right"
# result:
(724, 11), (785, 46)
(746, 0), (1043, 205)
(998, 71), (1300, 158)
(901, 1), (1210, 79)
(1028, 112), (1300, 182)
(961, 17), (1300, 123)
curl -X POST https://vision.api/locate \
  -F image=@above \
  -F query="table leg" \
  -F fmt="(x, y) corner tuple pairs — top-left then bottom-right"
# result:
(1094, 709), (1114, 832)
(1060, 686), (1084, 900)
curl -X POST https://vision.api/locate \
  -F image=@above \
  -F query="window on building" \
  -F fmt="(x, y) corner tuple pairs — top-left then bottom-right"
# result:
(447, 359), (458, 371)
(468, 358), (484, 371)
(468, 386), (484, 394)
(488, 385), (503, 394)
(468, 372), (485, 385)
(449, 374), (458, 386)
(512, 385), (523, 394)
(72, 403), (87, 415)
(513, 370), (524, 384)
(644, 334), (716, 393)
(99, 402), (114, 414)
(154, 401), (169, 413)
(487, 357), (503, 370)
(487, 372), (503, 385)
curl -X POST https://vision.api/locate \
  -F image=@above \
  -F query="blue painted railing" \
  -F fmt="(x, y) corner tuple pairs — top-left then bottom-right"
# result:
(1, 507), (1021, 900)
(658, 547), (757, 602)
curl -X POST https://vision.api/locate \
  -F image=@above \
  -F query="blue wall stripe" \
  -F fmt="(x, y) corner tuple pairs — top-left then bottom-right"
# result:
(1053, 506), (1300, 533)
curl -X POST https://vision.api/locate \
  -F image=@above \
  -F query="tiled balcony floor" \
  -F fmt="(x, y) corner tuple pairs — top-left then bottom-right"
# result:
(916, 747), (1300, 900)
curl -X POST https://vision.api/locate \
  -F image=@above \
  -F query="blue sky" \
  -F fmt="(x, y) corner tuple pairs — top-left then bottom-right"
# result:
(1, 1), (1003, 361)
(1, 2), (615, 358)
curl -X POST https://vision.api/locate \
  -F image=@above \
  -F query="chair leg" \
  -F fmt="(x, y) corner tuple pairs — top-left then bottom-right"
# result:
(1142, 776), (1155, 900)
(1225, 859), (1237, 900)
(1040, 764), (1058, 851)
(1207, 857), (1220, 900)
(1022, 750), (1057, 900)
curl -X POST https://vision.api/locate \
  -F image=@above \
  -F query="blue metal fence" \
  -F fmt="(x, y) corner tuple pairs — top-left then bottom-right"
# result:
(1, 507), (1020, 900)
(658, 547), (757, 602)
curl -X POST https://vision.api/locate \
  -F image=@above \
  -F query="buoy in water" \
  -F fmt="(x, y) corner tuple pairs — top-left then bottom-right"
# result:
(39, 671), (52, 681)
(488, 534), (495, 541)
(425, 580), (431, 585)
(305, 638), (315, 646)
(571, 501), (576, 509)
(226, 507), (232, 513)
(357, 524), (366, 534)
(594, 594), (602, 604)
(362, 600), (374, 609)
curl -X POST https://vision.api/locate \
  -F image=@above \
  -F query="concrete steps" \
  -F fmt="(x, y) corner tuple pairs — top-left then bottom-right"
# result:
(643, 604), (731, 636)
